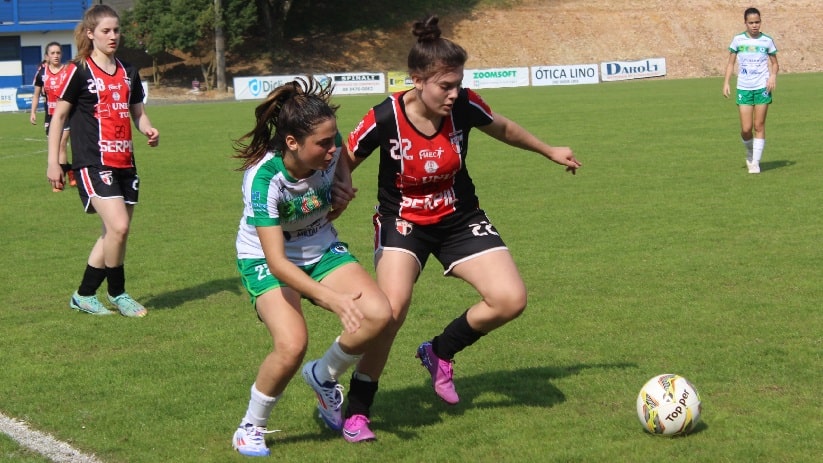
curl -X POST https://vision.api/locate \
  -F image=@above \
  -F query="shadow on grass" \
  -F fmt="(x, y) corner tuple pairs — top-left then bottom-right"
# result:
(689, 420), (709, 435)
(142, 277), (242, 310)
(759, 159), (795, 172)
(278, 361), (636, 444)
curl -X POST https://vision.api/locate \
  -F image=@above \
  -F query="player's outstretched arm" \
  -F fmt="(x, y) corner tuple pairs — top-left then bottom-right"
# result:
(479, 113), (581, 174)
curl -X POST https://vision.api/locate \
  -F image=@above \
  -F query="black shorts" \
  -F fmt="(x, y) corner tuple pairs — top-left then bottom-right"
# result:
(373, 208), (508, 275)
(75, 166), (139, 213)
(43, 114), (70, 136)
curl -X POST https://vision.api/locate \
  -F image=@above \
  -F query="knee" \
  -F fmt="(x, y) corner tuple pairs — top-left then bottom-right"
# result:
(361, 297), (393, 334)
(490, 289), (527, 321)
(105, 222), (131, 242)
(272, 338), (307, 371)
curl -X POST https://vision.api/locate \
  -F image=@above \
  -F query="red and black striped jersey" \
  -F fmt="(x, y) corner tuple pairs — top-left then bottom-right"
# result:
(348, 88), (494, 225)
(59, 57), (145, 169)
(33, 65), (71, 116)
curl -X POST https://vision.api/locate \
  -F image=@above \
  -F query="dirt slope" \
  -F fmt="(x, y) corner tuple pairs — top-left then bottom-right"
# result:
(324, 0), (820, 80)
(152, 0), (820, 99)
(445, 0), (819, 79)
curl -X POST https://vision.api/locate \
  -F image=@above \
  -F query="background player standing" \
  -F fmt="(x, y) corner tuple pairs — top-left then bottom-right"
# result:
(46, 4), (159, 317)
(723, 7), (779, 174)
(31, 42), (74, 190)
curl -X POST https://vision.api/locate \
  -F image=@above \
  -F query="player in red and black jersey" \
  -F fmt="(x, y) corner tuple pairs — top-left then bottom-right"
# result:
(31, 43), (74, 190)
(46, 5), (159, 317)
(341, 14), (581, 442)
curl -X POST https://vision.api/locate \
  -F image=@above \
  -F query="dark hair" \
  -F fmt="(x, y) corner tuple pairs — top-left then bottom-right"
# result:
(407, 15), (468, 80)
(45, 42), (62, 54)
(234, 77), (338, 171)
(744, 7), (761, 20)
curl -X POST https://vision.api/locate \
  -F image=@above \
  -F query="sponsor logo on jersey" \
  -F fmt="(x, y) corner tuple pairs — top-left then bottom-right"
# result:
(98, 139), (133, 153)
(399, 189), (456, 210)
(296, 222), (323, 238)
(418, 147), (444, 159)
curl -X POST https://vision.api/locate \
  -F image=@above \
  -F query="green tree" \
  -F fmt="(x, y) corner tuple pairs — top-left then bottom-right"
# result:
(255, 0), (295, 49)
(123, 0), (256, 89)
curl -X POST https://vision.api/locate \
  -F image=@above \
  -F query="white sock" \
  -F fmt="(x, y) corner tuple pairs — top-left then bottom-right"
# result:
(314, 337), (361, 383)
(242, 383), (279, 427)
(752, 138), (765, 163)
(353, 371), (374, 382)
(742, 138), (754, 162)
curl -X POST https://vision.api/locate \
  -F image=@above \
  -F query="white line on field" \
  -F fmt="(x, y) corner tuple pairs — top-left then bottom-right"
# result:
(0, 152), (43, 160)
(0, 412), (103, 463)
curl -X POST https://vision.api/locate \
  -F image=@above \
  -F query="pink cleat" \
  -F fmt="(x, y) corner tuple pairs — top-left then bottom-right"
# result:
(343, 414), (376, 443)
(416, 341), (459, 405)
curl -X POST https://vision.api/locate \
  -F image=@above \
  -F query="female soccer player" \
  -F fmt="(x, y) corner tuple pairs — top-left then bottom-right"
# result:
(723, 7), (779, 174)
(47, 4), (159, 316)
(341, 14), (581, 442)
(230, 77), (390, 457)
(31, 42), (74, 190)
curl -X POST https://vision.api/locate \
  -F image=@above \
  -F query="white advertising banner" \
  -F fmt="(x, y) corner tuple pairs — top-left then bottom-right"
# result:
(463, 67), (529, 89)
(328, 73), (385, 95)
(600, 58), (667, 82)
(0, 86), (38, 112)
(0, 88), (17, 112)
(530, 64), (599, 86)
(233, 74), (308, 100)
(233, 73), (385, 100)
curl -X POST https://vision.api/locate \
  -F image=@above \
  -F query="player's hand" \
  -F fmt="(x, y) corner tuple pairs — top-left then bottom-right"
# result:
(549, 146), (581, 175)
(327, 184), (357, 221)
(330, 291), (364, 334)
(145, 127), (159, 147)
(46, 164), (65, 191)
(326, 204), (347, 221)
(29, 113), (37, 125)
(723, 83), (731, 98)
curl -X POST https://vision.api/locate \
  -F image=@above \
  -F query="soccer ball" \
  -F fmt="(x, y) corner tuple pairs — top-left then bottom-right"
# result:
(636, 374), (702, 436)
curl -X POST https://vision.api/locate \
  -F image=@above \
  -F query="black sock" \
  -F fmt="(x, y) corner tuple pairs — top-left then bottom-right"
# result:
(431, 310), (486, 360)
(77, 265), (106, 296)
(60, 163), (71, 174)
(345, 376), (379, 419)
(106, 265), (126, 297)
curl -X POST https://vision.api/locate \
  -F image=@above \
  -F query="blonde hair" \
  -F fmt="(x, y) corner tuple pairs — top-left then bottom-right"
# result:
(74, 4), (120, 67)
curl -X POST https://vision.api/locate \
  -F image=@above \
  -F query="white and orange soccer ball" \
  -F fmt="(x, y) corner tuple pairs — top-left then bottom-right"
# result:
(636, 374), (702, 436)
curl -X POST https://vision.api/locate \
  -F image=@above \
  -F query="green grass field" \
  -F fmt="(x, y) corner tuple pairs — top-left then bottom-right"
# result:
(1, 73), (821, 462)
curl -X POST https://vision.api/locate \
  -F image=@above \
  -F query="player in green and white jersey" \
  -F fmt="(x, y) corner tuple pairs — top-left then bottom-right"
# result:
(231, 78), (390, 456)
(723, 7), (779, 174)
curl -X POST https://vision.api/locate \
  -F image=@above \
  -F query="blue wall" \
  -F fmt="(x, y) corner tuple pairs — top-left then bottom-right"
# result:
(1, 1), (87, 88)
(0, 1), (89, 32)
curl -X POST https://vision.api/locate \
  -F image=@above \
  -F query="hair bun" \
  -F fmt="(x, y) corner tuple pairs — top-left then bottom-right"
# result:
(413, 15), (441, 43)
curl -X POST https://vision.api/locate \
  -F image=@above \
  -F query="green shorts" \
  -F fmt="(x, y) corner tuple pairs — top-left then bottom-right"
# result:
(237, 241), (358, 307)
(736, 88), (772, 106)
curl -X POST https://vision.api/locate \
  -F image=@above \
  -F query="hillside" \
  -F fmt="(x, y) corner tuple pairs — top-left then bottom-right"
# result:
(149, 0), (820, 99)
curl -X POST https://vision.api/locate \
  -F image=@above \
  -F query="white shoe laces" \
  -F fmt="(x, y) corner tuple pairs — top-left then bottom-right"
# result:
(242, 425), (280, 445)
(322, 383), (344, 409)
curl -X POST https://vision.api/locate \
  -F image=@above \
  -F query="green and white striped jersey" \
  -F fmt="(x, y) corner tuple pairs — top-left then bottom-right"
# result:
(236, 145), (340, 266)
